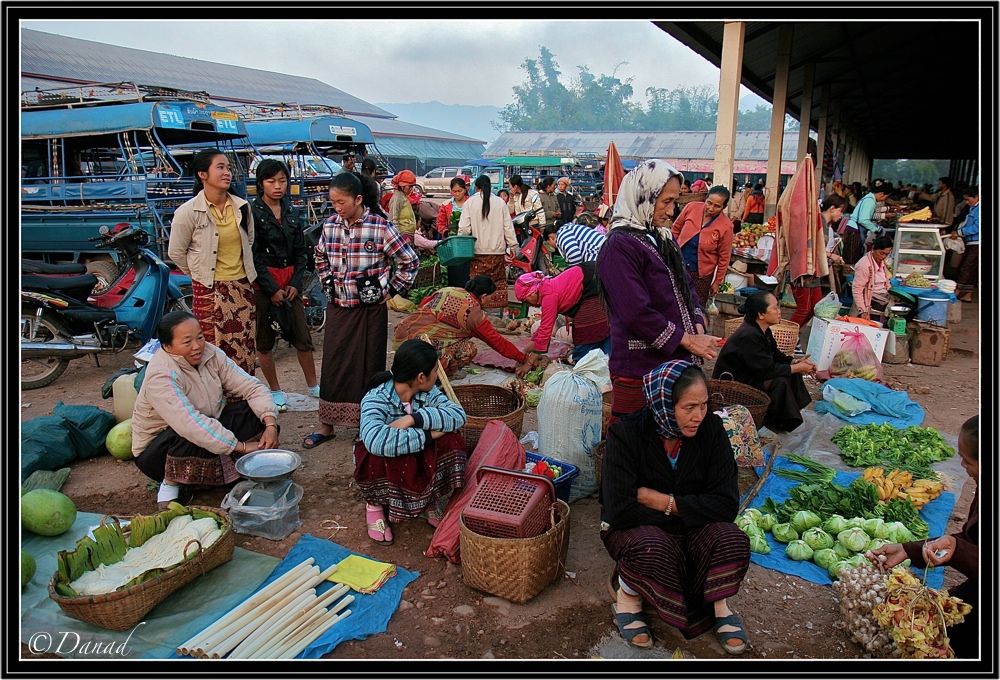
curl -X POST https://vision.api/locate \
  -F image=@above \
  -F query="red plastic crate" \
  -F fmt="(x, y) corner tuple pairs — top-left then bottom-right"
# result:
(461, 467), (556, 539)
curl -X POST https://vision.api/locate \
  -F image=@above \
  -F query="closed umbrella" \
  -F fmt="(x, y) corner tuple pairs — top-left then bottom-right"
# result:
(602, 141), (626, 208)
(768, 154), (828, 283)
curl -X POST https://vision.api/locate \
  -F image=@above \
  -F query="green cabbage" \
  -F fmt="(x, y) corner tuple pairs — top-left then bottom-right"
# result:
(812, 548), (840, 570)
(865, 538), (888, 553)
(862, 518), (885, 538)
(785, 540), (814, 561)
(740, 522), (764, 540)
(771, 523), (799, 543)
(822, 514), (849, 536)
(845, 517), (866, 530)
(757, 513), (778, 532)
(828, 559), (851, 580)
(884, 521), (915, 544)
(845, 554), (869, 569)
(832, 541), (852, 559)
(801, 527), (835, 551)
(872, 521), (893, 540)
(749, 534), (771, 554)
(741, 508), (764, 525)
(789, 510), (823, 534)
(736, 514), (758, 533)
(837, 527), (871, 553)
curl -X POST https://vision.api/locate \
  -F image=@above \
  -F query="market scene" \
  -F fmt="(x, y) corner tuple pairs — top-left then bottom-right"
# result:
(17, 18), (986, 667)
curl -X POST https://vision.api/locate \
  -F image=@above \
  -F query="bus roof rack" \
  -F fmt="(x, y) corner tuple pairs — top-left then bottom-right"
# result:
(21, 81), (213, 109)
(227, 102), (347, 121)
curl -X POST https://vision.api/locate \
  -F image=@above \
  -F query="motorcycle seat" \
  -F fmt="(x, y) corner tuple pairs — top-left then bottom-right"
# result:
(22, 273), (98, 293)
(21, 260), (88, 275)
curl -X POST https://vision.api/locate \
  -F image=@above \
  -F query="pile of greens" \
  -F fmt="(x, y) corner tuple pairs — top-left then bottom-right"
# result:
(831, 423), (954, 477)
(408, 284), (446, 306)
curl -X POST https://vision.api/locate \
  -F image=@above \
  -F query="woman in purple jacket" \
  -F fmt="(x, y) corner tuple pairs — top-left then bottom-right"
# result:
(596, 159), (720, 422)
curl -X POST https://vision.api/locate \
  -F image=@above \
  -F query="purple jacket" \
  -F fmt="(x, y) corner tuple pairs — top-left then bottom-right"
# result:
(597, 229), (705, 379)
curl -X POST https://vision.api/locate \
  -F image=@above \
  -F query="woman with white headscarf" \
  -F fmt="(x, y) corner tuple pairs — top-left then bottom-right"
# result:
(596, 160), (720, 423)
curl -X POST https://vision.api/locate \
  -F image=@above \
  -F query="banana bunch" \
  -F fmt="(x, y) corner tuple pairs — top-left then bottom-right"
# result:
(898, 207), (932, 223)
(863, 467), (915, 502)
(845, 364), (879, 381)
(900, 478), (946, 509)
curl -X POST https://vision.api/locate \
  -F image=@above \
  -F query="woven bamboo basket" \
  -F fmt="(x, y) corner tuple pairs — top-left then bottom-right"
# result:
(413, 260), (443, 288)
(723, 317), (800, 356)
(48, 506), (235, 631)
(707, 372), (771, 430)
(593, 441), (606, 490)
(451, 383), (525, 450)
(459, 500), (570, 604)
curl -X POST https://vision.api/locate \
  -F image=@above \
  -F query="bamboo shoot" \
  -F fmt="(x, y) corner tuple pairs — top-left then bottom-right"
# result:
(246, 585), (349, 659)
(279, 609), (352, 659)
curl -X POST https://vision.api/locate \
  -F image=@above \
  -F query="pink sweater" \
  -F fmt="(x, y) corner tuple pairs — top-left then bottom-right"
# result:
(531, 267), (584, 352)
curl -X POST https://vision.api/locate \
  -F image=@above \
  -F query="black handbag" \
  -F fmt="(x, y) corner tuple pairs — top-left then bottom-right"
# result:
(354, 270), (384, 306)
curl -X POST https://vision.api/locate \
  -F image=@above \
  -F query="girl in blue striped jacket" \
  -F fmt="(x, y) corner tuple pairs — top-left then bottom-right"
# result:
(354, 339), (468, 545)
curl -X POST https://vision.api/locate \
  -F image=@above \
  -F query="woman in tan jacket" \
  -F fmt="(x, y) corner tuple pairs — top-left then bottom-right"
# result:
(168, 149), (257, 375)
(132, 311), (278, 510)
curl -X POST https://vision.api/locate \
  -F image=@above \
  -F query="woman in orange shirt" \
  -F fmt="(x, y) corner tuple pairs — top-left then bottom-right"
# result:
(671, 186), (735, 306)
(742, 184), (766, 225)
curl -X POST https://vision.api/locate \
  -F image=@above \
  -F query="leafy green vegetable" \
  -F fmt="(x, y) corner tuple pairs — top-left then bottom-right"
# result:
(831, 423), (955, 477)
(837, 527), (870, 553)
(749, 535), (771, 554)
(772, 523), (799, 543)
(790, 510), (823, 534)
(773, 452), (837, 485)
(408, 284), (446, 305)
(785, 540), (814, 561)
(812, 548), (840, 570)
(802, 527), (835, 551)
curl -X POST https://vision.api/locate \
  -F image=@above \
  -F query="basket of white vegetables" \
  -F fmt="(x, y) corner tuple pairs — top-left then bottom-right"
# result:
(48, 502), (234, 631)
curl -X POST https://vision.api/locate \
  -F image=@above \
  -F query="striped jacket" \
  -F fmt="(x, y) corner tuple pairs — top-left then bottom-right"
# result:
(555, 221), (606, 267)
(359, 381), (467, 457)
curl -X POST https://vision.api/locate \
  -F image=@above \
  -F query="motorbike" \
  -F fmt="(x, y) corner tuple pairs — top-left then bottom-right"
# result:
(506, 208), (552, 280)
(21, 223), (189, 390)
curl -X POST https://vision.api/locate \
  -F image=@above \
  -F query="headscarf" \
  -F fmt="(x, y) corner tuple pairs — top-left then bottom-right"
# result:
(608, 159), (683, 234)
(391, 169), (416, 187)
(642, 359), (695, 440)
(514, 271), (546, 301)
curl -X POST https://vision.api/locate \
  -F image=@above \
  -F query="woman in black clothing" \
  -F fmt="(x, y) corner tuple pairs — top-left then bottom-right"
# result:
(712, 291), (816, 432)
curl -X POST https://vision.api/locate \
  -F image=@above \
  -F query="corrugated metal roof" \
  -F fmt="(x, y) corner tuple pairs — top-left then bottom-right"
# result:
(484, 130), (805, 162)
(372, 136), (485, 163)
(351, 115), (483, 144)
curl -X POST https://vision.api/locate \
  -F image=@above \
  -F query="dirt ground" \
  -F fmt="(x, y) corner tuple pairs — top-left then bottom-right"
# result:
(19, 290), (980, 661)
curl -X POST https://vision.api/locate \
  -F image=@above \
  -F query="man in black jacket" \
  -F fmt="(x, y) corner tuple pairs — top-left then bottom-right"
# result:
(250, 159), (319, 411)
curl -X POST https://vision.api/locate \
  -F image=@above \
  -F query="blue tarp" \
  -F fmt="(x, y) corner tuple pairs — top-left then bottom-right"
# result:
(814, 377), (925, 428)
(748, 456), (954, 589)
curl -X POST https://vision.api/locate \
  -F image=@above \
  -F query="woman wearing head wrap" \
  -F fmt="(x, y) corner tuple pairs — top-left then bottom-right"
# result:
(388, 169), (418, 242)
(513, 263), (611, 370)
(596, 159), (720, 422)
(600, 360), (750, 653)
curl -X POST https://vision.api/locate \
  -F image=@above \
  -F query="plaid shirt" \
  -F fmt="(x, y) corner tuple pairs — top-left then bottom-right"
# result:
(315, 208), (418, 308)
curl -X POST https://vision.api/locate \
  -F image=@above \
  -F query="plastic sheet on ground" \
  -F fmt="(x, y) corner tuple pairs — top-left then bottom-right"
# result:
(813, 377), (925, 428)
(747, 457), (955, 589)
(472, 337), (572, 371)
(284, 391), (319, 412)
(20, 511), (281, 659)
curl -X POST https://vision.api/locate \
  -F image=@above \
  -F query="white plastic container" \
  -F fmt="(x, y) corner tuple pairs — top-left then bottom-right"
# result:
(112, 373), (139, 423)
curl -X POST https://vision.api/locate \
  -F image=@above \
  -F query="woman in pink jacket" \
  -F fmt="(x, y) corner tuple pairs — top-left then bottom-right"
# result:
(850, 235), (894, 325)
(671, 186), (735, 306)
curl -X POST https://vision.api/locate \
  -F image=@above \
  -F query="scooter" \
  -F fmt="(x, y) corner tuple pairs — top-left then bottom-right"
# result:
(506, 208), (552, 280)
(21, 223), (189, 390)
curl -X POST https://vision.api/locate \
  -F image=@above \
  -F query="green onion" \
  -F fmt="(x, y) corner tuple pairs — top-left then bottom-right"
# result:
(774, 452), (837, 485)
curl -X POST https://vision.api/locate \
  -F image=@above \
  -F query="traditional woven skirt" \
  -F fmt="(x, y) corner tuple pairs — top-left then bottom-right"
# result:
(571, 295), (611, 346)
(956, 244), (978, 290)
(691, 273), (713, 311)
(609, 374), (646, 422)
(602, 522), (750, 639)
(353, 432), (467, 523)
(393, 312), (479, 377)
(469, 254), (507, 309)
(318, 303), (388, 428)
(192, 277), (257, 375)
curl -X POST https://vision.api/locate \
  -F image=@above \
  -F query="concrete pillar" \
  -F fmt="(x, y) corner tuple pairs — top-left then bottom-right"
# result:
(713, 21), (745, 193)
(765, 24), (793, 218)
(796, 63), (815, 165)
(830, 99), (842, 180)
(815, 84), (830, 189)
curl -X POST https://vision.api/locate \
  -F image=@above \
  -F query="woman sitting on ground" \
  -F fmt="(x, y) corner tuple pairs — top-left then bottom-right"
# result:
(354, 339), (468, 545)
(600, 360), (750, 653)
(132, 311), (278, 510)
(393, 275), (534, 379)
(712, 291), (816, 432)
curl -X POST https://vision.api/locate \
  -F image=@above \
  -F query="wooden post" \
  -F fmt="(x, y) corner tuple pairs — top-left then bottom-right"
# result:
(765, 24), (793, 219)
(713, 21), (745, 193)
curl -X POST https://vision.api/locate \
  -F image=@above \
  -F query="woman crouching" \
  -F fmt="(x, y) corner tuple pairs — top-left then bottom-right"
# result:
(132, 311), (279, 511)
(600, 360), (750, 653)
(354, 339), (468, 545)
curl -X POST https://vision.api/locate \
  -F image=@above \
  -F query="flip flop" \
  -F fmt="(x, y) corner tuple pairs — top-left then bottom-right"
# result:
(271, 390), (288, 413)
(612, 603), (654, 649)
(302, 431), (335, 449)
(365, 507), (393, 545)
(714, 612), (748, 655)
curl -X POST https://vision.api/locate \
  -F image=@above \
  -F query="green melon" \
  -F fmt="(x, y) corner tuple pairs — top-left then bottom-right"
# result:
(106, 418), (134, 461)
(22, 550), (36, 588)
(21, 489), (77, 536)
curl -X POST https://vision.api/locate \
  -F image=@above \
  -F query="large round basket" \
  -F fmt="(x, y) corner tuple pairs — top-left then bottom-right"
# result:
(48, 506), (235, 631)
(707, 372), (771, 430)
(459, 500), (570, 604)
(451, 383), (525, 450)
(723, 317), (799, 356)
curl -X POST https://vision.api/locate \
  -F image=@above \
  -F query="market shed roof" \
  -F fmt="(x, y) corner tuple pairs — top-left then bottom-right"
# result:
(655, 19), (983, 160)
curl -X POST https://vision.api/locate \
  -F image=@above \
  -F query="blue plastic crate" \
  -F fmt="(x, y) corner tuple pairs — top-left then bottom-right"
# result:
(525, 451), (579, 504)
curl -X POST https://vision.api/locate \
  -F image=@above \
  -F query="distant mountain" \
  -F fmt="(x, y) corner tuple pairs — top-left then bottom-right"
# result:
(739, 93), (770, 111)
(376, 101), (502, 145)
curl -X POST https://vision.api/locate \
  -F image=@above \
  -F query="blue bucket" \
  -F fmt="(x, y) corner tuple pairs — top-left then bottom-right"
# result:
(916, 294), (949, 326)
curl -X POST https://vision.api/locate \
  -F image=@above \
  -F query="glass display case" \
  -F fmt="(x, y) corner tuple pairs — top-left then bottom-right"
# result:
(891, 226), (946, 279)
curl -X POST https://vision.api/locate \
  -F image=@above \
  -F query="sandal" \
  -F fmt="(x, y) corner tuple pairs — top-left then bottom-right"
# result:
(612, 603), (653, 649)
(714, 612), (748, 655)
(271, 390), (288, 413)
(365, 506), (393, 545)
(302, 431), (335, 449)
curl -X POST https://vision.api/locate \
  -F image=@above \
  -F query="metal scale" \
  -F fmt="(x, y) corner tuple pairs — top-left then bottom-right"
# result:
(233, 449), (302, 507)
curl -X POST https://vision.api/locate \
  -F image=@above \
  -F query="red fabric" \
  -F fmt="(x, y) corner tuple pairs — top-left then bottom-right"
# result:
(425, 421), (527, 563)
(436, 202), (454, 235)
(603, 142), (626, 207)
(768, 155), (827, 283)
(671, 202), (735, 285)
(471, 318), (528, 364)
(789, 285), (824, 328)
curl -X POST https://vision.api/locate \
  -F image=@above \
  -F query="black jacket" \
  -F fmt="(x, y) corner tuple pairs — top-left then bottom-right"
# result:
(712, 320), (792, 391)
(249, 197), (309, 297)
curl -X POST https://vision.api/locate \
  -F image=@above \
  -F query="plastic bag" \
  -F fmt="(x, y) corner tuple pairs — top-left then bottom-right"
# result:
(828, 330), (883, 382)
(813, 291), (841, 319)
(387, 294), (416, 312)
(944, 236), (965, 254)
(822, 384), (873, 417)
(706, 298), (720, 316)
(52, 402), (117, 459)
(21, 416), (82, 481)
(222, 480), (303, 540)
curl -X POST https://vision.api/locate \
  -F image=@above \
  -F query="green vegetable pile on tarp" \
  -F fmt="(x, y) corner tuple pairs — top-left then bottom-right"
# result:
(831, 422), (955, 477)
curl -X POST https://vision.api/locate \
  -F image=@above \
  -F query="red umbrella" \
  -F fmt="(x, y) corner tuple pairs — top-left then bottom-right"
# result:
(602, 141), (626, 208)
(768, 154), (828, 282)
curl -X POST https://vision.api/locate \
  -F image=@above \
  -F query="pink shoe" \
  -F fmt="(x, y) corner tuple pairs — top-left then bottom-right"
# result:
(365, 506), (393, 545)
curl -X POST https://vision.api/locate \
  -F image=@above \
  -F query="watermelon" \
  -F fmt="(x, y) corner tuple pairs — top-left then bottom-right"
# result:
(22, 550), (36, 588)
(21, 489), (77, 536)
(106, 418), (133, 461)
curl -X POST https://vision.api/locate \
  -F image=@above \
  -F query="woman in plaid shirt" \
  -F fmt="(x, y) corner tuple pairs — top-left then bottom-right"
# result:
(303, 173), (419, 449)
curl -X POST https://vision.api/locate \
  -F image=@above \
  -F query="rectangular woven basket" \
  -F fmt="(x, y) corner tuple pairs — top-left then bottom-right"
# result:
(48, 506), (235, 631)
(459, 500), (570, 604)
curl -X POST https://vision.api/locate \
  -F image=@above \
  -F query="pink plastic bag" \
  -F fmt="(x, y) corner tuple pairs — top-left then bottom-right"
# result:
(829, 329), (884, 382)
(424, 421), (526, 564)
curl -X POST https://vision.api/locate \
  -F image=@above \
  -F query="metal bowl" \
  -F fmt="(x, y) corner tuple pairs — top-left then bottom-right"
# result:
(234, 449), (302, 482)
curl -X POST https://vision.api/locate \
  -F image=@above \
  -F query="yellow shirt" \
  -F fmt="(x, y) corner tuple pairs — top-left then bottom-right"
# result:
(210, 200), (247, 281)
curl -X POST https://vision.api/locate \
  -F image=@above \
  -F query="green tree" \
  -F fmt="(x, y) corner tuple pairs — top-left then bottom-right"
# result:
(639, 85), (718, 130)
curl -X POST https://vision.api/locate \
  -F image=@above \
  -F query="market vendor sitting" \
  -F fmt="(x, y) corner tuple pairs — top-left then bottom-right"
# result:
(850, 235), (894, 325)
(513, 264), (612, 372)
(712, 291), (816, 432)
(393, 275), (534, 379)
(132, 311), (279, 511)
(354, 339), (468, 545)
(600, 359), (751, 653)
